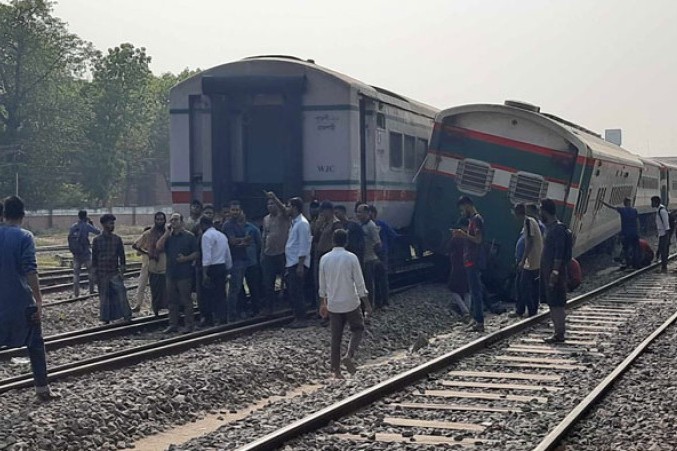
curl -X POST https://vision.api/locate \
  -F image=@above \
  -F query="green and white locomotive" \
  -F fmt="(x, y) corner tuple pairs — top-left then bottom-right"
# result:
(413, 100), (646, 292)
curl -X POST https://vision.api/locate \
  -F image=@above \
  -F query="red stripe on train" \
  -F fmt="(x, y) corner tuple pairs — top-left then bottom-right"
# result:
(303, 189), (417, 202)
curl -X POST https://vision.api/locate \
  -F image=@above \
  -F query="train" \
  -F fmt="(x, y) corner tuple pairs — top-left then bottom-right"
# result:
(413, 100), (677, 291)
(169, 55), (438, 228)
(169, 58), (674, 294)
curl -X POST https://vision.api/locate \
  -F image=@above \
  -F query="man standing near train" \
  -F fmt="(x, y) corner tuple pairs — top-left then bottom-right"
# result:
(539, 198), (571, 343)
(652, 196), (671, 273)
(453, 196), (486, 332)
(602, 197), (640, 270)
(262, 191), (291, 316)
(157, 213), (199, 333)
(285, 197), (312, 328)
(512, 203), (543, 318)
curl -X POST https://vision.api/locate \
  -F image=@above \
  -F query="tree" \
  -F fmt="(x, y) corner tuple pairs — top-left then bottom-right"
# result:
(0, 0), (92, 205)
(82, 43), (153, 204)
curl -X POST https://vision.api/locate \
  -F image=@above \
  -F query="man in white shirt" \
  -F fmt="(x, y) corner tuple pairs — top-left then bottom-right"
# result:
(652, 196), (671, 273)
(285, 197), (312, 328)
(200, 216), (232, 326)
(319, 229), (370, 378)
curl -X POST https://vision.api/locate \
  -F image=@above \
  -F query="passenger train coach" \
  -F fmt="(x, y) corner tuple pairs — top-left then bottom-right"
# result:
(412, 100), (650, 289)
(169, 56), (438, 228)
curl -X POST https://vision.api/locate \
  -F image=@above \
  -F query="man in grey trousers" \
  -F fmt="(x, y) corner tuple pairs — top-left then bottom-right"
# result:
(319, 229), (372, 378)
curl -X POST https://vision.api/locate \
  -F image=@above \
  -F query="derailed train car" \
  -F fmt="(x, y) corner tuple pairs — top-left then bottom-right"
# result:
(169, 55), (438, 228)
(413, 100), (644, 288)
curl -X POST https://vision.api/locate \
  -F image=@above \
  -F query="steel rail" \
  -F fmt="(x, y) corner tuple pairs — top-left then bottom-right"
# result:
(0, 261), (435, 394)
(39, 262), (143, 278)
(36, 238), (136, 253)
(235, 256), (673, 451)
(40, 270), (141, 295)
(532, 309), (677, 451)
(0, 314), (296, 395)
(0, 310), (188, 360)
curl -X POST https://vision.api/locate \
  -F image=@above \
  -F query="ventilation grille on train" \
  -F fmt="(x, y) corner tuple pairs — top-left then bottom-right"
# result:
(509, 173), (549, 204)
(456, 160), (494, 196)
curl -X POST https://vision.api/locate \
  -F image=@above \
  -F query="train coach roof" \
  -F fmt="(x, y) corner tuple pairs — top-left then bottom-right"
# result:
(435, 103), (643, 167)
(171, 55), (438, 117)
(653, 157), (677, 170)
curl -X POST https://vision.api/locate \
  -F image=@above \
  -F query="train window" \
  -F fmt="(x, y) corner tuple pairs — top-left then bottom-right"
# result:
(456, 159), (494, 196)
(389, 132), (403, 169)
(376, 113), (386, 129)
(594, 187), (607, 211)
(583, 188), (592, 214)
(416, 139), (428, 166)
(509, 173), (548, 204)
(404, 135), (416, 170)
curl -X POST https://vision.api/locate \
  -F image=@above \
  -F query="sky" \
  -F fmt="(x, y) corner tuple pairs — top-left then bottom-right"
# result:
(52, 0), (677, 157)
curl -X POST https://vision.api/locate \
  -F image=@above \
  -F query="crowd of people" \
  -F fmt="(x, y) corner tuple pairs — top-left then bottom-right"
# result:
(65, 193), (398, 377)
(1, 188), (674, 399)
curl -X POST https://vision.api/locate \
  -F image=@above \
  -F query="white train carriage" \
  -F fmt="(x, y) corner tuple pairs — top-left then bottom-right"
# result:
(655, 158), (677, 208)
(169, 55), (438, 228)
(568, 125), (643, 257)
(636, 158), (661, 215)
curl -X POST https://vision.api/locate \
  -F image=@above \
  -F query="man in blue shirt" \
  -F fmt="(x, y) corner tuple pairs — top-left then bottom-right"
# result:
(369, 205), (397, 308)
(68, 210), (101, 297)
(222, 201), (252, 322)
(0, 196), (58, 401)
(603, 197), (640, 269)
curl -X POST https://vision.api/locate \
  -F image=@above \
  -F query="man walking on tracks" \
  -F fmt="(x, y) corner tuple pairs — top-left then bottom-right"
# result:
(602, 197), (640, 270)
(539, 198), (572, 343)
(157, 213), (199, 333)
(319, 229), (369, 378)
(68, 210), (101, 297)
(652, 196), (671, 273)
(453, 196), (486, 332)
(92, 214), (132, 325)
(0, 196), (59, 401)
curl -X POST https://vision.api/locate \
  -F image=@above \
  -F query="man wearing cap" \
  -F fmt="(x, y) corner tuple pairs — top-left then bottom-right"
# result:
(92, 213), (132, 324)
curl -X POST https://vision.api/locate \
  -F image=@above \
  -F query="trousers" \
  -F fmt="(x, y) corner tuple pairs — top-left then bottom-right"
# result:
(658, 234), (670, 270)
(286, 264), (307, 320)
(261, 253), (286, 312)
(202, 264), (227, 323)
(517, 268), (539, 316)
(167, 277), (194, 328)
(466, 267), (485, 325)
(133, 258), (150, 310)
(329, 307), (364, 374)
(72, 253), (94, 297)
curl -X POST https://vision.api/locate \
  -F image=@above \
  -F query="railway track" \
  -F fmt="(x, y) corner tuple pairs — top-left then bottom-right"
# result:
(229, 260), (677, 450)
(39, 267), (142, 295)
(35, 237), (136, 254)
(1, 257), (435, 396)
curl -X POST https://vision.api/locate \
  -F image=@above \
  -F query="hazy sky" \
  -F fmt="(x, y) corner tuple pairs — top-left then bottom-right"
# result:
(53, 0), (677, 157)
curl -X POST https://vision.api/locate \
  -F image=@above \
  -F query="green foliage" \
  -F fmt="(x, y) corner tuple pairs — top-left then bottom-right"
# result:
(0, 0), (195, 208)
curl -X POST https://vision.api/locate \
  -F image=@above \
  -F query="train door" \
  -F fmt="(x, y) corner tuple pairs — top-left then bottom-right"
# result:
(358, 95), (377, 204)
(204, 76), (306, 219)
